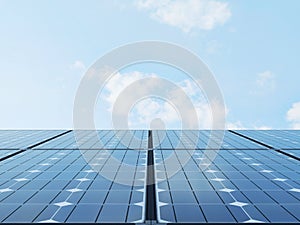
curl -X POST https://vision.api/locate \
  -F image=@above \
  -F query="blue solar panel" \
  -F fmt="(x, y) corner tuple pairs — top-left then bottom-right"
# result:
(153, 130), (267, 149)
(0, 149), (147, 223)
(283, 150), (300, 158)
(0, 130), (66, 149)
(154, 149), (300, 223)
(0, 150), (19, 159)
(235, 130), (300, 149)
(1, 129), (300, 223)
(35, 130), (148, 150)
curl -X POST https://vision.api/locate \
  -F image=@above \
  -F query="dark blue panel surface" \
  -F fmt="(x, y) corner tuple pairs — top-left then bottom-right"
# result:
(1, 129), (300, 224)
(155, 148), (300, 223)
(0, 148), (146, 223)
(153, 130), (267, 149)
(0, 130), (66, 149)
(235, 130), (300, 149)
(34, 130), (148, 150)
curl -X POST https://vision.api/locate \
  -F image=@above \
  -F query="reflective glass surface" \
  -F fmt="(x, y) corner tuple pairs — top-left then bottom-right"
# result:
(153, 130), (267, 149)
(0, 149), (146, 223)
(0, 130), (66, 149)
(235, 130), (300, 149)
(154, 149), (300, 223)
(35, 130), (148, 150)
(0, 130), (300, 223)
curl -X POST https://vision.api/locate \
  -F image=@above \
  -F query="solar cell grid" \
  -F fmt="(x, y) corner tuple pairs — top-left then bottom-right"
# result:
(235, 130), (300, 149)
(282, 150), (300, 158)
(0, 130), (66, 149)
(0, 130), (299, 224)
(34, 130), (148, 150)
(0, 148), (147, 223)
(153, 130), (268, 149)
(0, 150), (20, 159)
(154, 149), (300, 223)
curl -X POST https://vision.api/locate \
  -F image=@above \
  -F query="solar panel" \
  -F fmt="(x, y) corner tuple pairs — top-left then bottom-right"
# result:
(153, 130), (267, 149)
(0, 149), (147, 223)
(34, 130), (148, 150)
(0, 130), (68, 162)
(154, 149), (300, 223)
(0, 150), (18, 159)
(0, 129), (299, 223)
(0, 130), (66, 149)
(282, 150), (300, 158)
(234, 130), (300, 149)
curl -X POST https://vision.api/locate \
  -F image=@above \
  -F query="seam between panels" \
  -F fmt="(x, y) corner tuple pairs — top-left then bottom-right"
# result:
(145, 130), (158, 223)
(0, 130), (72, 162)
(229, 130), (300, 161)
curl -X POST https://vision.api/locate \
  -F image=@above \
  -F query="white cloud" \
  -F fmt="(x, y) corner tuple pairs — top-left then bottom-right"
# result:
(287, 102), (300, 129)
(254, 125), (272, 130)
(256, 70), (275, 89)
(103, 71), (153, 111)
(135, 0), (231, 32)
(226, 122), (272, 130)
(226, 121), (244, 130)
(70, 60), (86, 71)
(206, 40), (222, 54)
(250, 70), (276, 95)
(128, 99), (180, 129)
(101, 71), (226, 129)
(101, 72), (278, 130)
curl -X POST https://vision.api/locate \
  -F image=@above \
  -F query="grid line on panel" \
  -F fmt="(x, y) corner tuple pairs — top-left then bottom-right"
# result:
(0, 130), (64, 149)
(229, 130), (275, 149)
(233, 130), (300, 150)
(33, 130), (149, 150)
(77, 130), (110, 149)
(190, 152), (248, 223)
(97, 130), (124, 150)
(48, 150), (111, 222)
(217, 151), (299, 222)
(275, 150), (300, 162)
(0, 130), (71, 162)
(153, 130), (270, 150)
(0, 148), (147, 223)
(0, 149), (26, 162)
(230, 130), (300, 161)
(231, 150), (300, 222)
(125, 149), (145, 222)
(154, 148), (300, 223)
(0, 150), (67, 222)
(64, 150), (125, 223)
(26, 130), (72, 149)
(1, 130), (300, 224)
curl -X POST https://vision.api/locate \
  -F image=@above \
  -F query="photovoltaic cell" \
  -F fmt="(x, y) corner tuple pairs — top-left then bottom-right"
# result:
(0, 130), (66, 149)
(235, 130), (300, 149)
(0, 148), (147, 223)
(0, 150), (19, 159)
(282, 150), (300, 158)
(1, 129), (300, 223)
(0, 130), (67, 160)
(153, 130), (267, 149)
(154, 149), (300, 223)
(35, 130), (148, 150)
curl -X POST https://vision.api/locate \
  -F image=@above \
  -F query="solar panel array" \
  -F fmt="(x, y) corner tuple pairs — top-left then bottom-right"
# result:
(0, 130), (66, 159)
(154, 149), (300, 223)
(0, 149), (146, 223)
(234, 130), (300, 159)
(0, 130), (299, 223)
(35, 130), (148, 150)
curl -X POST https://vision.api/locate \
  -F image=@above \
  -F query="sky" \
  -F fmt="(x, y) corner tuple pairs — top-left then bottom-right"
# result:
(0, 0), (300, 129)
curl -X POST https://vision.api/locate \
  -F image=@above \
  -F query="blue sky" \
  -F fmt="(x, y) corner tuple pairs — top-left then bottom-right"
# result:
(0, 0), (300, 129)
